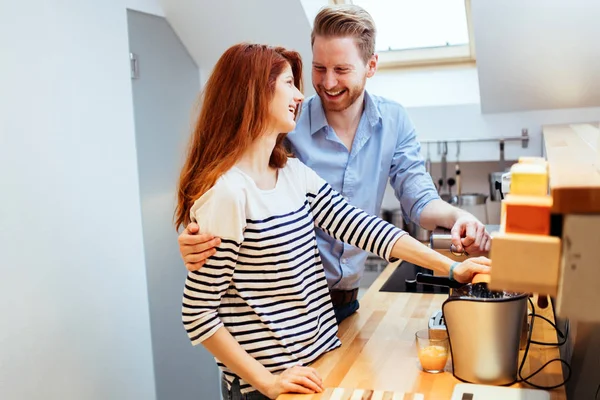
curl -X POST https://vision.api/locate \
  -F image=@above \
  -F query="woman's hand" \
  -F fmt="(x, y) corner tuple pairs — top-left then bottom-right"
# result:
(452, 256), (492, 284)
(263, 365), (324, 399)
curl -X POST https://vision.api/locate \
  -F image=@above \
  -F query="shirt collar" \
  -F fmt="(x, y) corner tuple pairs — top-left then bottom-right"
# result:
(309, 95), (328, 136)
(363, 91), (382, 127)
(308, 90), (381, 136)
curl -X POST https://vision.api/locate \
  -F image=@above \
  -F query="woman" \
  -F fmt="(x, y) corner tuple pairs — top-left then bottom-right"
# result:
(175, 43), (490, 400)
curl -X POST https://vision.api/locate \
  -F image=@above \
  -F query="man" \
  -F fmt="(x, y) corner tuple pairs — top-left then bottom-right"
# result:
(178, 5), (491, 323)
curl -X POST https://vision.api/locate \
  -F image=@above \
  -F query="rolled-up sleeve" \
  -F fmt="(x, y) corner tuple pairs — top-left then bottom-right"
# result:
(388, 108), (440, 225)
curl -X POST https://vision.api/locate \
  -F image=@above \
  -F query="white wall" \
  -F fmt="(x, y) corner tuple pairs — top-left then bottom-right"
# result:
(368, 65), (481, 108)
(375, 70), (599, 212)
(127, 10), (221, 400)
(300, 0), (328, 24)
(368, 69), (600, 164)
(0, 1), (156, 399)
(408, 103), (600, 162)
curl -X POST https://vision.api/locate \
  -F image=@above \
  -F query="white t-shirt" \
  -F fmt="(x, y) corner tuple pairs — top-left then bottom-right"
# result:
(182, 158), (405, 394)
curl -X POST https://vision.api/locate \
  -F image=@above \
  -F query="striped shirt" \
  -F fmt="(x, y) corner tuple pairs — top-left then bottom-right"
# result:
(182, 158), (406, 394)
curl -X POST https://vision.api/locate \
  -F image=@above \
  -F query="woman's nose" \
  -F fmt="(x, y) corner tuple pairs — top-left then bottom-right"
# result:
(294, 87), (304, 102)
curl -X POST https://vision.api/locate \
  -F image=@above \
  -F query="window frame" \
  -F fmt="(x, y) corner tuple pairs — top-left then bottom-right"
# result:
(330, 0), (476, 69)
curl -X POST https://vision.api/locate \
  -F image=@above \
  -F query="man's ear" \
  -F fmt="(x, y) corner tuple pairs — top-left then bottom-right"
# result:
(366, 53), (378, 78)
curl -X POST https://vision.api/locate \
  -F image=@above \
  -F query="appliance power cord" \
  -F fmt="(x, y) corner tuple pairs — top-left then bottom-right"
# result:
(517, 297), (572, 390)
(529, 313), (569, 347)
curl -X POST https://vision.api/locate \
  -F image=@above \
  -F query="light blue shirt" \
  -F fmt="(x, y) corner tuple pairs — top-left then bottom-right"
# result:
(286, 91), (439, 290)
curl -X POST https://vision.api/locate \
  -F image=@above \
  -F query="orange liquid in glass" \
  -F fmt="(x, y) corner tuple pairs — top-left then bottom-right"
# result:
(418, 345), (448, 371)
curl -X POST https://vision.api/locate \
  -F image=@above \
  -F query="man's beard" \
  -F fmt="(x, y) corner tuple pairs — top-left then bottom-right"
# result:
(316, 80), (366, 113)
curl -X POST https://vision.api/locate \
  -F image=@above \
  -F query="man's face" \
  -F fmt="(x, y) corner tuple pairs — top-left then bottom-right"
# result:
(312, 36), (376, 112)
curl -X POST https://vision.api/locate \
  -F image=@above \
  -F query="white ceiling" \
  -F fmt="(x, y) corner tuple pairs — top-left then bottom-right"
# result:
(159, 0), (315, 96)
(472, 0), (600, 113)
(158, 0), (600, 114)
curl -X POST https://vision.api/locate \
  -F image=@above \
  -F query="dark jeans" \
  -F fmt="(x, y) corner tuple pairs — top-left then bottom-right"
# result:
(221, 377), (270, 400)
(333, 299), (360, 324)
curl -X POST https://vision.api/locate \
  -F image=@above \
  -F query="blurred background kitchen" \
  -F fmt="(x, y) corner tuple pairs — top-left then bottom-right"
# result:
(2, 0), (599, 399)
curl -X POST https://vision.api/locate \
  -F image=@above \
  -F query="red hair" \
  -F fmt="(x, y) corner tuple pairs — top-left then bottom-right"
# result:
(175, 43), (303, 230)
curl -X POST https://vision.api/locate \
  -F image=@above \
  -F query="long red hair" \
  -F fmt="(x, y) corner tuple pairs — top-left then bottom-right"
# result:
(175, 43), (303, 230)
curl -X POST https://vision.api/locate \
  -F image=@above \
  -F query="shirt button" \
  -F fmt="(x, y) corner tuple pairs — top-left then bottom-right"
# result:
(342, 258), (349, 264)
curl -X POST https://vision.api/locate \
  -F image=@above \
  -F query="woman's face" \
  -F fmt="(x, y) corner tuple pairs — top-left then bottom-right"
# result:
(267, 64), (304, 135)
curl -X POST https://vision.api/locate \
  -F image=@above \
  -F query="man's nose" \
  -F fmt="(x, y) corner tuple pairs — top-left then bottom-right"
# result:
(322, 71), (337, 90)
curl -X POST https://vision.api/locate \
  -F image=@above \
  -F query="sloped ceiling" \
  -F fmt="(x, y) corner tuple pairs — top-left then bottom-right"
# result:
(472, 0), (600, 113)
(160, 0), (599, 114)
(159, 0), (315, 96)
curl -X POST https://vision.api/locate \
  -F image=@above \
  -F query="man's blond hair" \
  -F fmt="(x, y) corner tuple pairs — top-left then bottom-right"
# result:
(311, 4), (376, 64)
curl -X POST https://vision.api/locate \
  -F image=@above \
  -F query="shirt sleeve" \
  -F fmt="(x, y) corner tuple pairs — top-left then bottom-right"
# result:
(181, 182), (245, 346)
(300, 161), (407, 262)
(388, 106), (440, 225)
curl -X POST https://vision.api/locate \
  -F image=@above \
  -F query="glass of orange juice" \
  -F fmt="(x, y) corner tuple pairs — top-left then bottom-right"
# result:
(415, 329), (449, 373)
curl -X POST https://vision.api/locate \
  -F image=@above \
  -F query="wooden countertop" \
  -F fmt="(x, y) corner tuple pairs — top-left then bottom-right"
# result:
(278, 262), (567, 400)
(543, 122), (600, 214)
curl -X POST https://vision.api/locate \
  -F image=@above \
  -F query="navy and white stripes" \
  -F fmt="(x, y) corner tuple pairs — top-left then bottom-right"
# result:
(308, 183), (403, 261)
(182, 158), (405, 394)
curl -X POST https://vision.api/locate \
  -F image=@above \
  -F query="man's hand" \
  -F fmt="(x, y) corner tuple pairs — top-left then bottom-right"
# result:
(178, 222), (221, 271)
(452, 256), (492, 284)
(450, 214), (491, 255)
